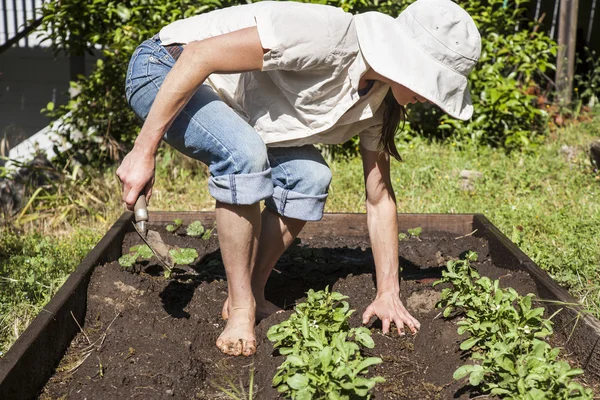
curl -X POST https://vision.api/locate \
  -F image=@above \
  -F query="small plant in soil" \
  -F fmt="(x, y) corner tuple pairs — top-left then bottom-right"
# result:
(435, 252), (593, 399)
(186, 220), (214, 239)
(166, 219), (183, 233)
(267, 287), (384, 400)
(118, 245), (152, 269)
(407, 227), (422, 238)
(168, 248), (198, 266)
(118, 245), (198, 279)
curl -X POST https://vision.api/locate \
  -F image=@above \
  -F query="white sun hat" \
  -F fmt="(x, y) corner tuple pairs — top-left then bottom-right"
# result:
(354, 0), (481, 120)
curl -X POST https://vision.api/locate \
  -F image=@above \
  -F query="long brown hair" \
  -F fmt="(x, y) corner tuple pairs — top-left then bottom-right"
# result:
(380, 89), (405, 161)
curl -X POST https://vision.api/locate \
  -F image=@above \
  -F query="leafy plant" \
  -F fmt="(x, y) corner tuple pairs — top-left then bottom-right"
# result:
(186, 221), (204, 237)
(118, 244), (152, 269)
(186, 221), (214, 239)
(407, 227), (422, 237)
(168, 248), (198, 265)
(267, 288), (384, 399)
(166, 218), (183, 233)
(435, 252), (592, 399)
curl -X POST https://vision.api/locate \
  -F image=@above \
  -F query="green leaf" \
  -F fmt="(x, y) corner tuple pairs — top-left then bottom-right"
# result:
(459, 336), (481, 351)
(352, 327), (375, 348)
(118, 253), (137, 268)
(131, 244), (152, 259)
(115, 4), (131, 21)
(186, 221), (205, 237)
(453, 364), (481, 380)
(354, 357), (383, 375)
(286, 373), (309, 390)
(407, 227), (422, 237)
(169, 248), (198, 265)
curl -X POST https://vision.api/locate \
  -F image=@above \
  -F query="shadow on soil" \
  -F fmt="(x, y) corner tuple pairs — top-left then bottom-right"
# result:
(154, 243), (446, 322)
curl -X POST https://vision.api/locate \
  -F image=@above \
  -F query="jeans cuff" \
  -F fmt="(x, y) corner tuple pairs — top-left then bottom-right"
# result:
(265, 186), (328, 221)
(208, 168), (273, 205)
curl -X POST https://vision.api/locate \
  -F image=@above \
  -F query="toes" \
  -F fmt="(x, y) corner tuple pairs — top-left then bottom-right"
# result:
(216, 337), (256, 356)
(242, 340), (257, 357)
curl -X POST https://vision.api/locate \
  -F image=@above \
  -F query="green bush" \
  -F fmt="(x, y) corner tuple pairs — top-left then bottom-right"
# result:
(409, 0), (556, 150)
(39, 0), (557, 165)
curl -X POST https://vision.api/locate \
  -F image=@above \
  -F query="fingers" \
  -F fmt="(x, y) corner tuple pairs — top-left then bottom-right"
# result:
(392, 315), (406, 336)
(382, 318), (391, 335)
(362, 307), (375, 325)
(124, 186), (143, 211)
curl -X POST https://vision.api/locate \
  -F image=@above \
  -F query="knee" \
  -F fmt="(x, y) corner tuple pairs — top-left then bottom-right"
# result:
(234, 142), (269, 175)
(301, 162), (332, 195)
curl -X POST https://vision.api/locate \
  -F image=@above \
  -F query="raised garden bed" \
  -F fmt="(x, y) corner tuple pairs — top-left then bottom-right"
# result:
(1, 213), (599, 399)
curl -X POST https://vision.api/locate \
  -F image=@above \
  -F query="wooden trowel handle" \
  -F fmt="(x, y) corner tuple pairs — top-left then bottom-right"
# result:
(134, 195), (149, 223)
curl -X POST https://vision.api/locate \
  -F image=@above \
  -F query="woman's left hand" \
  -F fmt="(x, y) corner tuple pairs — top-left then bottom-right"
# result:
(362, 291), (421, 335)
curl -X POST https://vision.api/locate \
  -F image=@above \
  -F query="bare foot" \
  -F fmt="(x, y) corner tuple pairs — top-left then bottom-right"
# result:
(222, 298), (283, 321)
(216, 307), (257, 356)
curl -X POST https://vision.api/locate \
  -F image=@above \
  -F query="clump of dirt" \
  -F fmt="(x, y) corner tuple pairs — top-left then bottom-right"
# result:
(39, 228), (580, 399)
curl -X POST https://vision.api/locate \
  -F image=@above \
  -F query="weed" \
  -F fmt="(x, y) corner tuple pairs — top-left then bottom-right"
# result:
(212, 367), (256, 400)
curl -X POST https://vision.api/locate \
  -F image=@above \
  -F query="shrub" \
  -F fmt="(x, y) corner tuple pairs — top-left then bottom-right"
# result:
(38, 0), (557, 166)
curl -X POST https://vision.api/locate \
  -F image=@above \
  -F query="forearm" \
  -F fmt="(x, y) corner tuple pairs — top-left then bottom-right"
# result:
(367, 194), (400, 295)
(133, 44), (212, 155)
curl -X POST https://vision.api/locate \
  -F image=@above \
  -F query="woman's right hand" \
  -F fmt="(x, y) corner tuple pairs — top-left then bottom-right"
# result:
(116, 147), (156, 211)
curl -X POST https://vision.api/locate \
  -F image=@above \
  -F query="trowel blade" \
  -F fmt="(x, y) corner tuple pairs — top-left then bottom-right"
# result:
(132, 223), (174, 270)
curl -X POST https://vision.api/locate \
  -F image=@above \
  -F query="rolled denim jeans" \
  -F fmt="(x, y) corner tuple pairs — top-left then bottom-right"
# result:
(125, 36), (331, 221)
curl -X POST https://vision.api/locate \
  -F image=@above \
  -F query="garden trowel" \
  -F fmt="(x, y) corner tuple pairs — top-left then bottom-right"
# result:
(133, 195), (175, 272)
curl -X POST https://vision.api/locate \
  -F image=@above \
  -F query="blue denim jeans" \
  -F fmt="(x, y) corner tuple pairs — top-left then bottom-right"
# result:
(125, 36), (332, 221)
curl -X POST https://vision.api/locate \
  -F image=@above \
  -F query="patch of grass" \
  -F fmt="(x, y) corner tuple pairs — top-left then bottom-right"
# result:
(0, 227), (100, 355)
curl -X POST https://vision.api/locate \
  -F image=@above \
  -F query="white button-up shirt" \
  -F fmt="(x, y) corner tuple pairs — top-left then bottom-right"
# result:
(159, 1), (387, 151)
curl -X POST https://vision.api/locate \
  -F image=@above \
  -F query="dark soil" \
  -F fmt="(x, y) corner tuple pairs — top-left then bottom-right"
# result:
(39, 227), (584, 399)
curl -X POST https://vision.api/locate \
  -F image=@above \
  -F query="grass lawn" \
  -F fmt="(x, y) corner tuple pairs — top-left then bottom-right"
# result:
(1, 108), (599, 356)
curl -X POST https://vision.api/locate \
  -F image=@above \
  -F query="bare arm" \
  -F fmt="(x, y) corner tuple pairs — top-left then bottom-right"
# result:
(360, 145), (420, 335)
(116, 27), (266, 208)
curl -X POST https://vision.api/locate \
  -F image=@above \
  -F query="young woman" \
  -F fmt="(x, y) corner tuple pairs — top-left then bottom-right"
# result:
(116, 0), (481, 357)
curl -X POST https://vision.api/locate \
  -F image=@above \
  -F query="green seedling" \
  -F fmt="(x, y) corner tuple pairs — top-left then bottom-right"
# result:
(398, 233), (408, 241)
(185, 220), (214, 239)
(186, 221), (205, 237)
(166, 218), (183, 233)
(169, 248), (198, 265)
(118, 245), (153, 269)
(436, 251), (592, 399)
(267, 287), (384, 399)
(407, 227), (422, 237)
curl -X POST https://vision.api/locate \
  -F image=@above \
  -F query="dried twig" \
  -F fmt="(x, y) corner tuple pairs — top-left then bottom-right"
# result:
(454, 229), (478, 240)
(70, 311), (91, 345)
